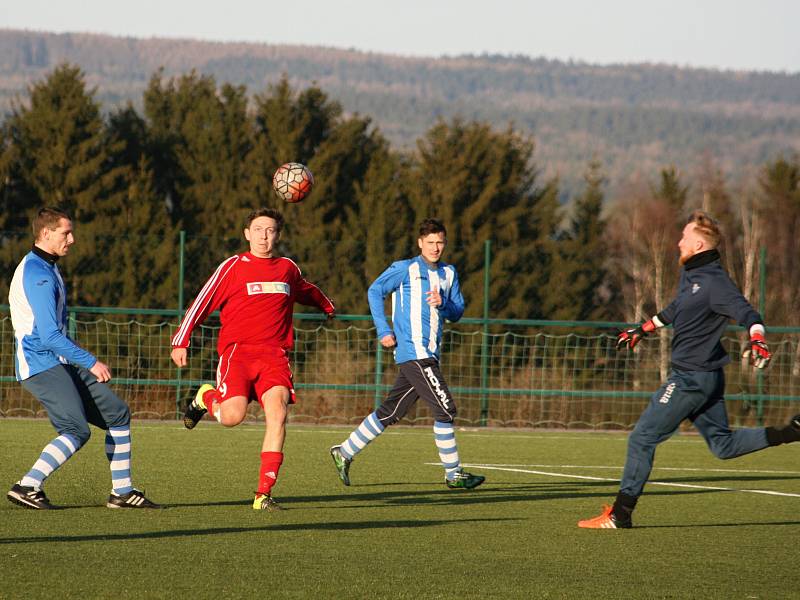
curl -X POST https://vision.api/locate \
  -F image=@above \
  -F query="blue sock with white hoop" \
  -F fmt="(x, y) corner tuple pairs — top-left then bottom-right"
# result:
(20, 434), (81, 489)
(434, 421), (461, 480)
(340, 412), (385, 459)
(106, 426), (134, 495)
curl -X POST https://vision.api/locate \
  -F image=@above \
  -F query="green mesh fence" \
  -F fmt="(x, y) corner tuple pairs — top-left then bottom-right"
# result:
(2, 311), (799, 428)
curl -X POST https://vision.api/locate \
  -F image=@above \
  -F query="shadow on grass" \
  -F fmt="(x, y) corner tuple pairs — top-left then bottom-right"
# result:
(166, 480), (723, 511)
(0, 516), (520, 544)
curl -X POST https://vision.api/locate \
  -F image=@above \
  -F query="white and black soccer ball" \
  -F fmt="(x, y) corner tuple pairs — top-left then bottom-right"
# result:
(272, 162), (314, 203)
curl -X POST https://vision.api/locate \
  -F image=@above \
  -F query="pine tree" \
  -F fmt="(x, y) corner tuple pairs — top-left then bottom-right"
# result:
(0, 121), (32, 303)
(250, 77), (397, 312)
(282, 117), (392, 312)
(346, 142), (414, 313)
(250, 76), (342, 206)
(409, 119), (558, 319)
(143, 71), (256, 293)
(758, 156), (800, 324)
(3, 63), (128, 305)
(549, 160), (610, 321)
(104, 104), (180, 308)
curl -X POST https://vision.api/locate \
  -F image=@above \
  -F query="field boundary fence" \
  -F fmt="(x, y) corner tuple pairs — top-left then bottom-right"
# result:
(1, 307), (798, 429)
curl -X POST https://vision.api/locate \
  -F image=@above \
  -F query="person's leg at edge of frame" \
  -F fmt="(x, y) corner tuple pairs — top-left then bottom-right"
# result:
(253, 386), (289, 511)
(694, 398), (800, 458)
(339, 411), (386, 462)
(413, 359), (484, 491)
(579, 372), (699, 529)
(329, 410), (386, 487)
(435, 420), (461, 480)
(329, 377), (410, 486)
(7, 368), (90, 510)
(71, 366), (160, 509)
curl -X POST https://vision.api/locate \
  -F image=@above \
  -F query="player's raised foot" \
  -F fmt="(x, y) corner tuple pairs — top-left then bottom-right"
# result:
(578, 504), (632, 529)
(107, 489), (161, 509)
(445, 470), (485, 490)
(329, 445), (352, 486)
(184, 383), (213, 429)
(7, 482), (56, 510)
(253, 493), (283, 511)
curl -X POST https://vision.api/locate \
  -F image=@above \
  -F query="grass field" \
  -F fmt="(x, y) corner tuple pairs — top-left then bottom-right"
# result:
(1, 418), (798, 599)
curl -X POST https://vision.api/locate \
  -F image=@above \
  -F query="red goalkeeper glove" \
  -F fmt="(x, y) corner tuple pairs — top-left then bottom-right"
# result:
(749, 331), (771, 369)
(616, 319), (657, 351)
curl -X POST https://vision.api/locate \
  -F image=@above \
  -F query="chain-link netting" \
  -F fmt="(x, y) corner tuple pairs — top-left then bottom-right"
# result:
(2, 314), (798, 428)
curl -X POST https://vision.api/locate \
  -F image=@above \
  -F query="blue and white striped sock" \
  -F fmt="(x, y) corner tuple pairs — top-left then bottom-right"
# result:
(20, 434), (81, 489)
(106, 426), (133, 495)
(434, 421), (461, 480)
(340, 412), (385, 459)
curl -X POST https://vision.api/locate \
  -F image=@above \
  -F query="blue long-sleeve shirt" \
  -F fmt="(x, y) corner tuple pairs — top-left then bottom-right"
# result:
(9, 249), (96, 380)
(656, 249), (762, 371)
(368, 255), (464, 364)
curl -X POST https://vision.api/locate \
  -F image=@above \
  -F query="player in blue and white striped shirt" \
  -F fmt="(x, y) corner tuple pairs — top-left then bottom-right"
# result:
(330, 219), (485, 490)
(6, 207), (158, 510)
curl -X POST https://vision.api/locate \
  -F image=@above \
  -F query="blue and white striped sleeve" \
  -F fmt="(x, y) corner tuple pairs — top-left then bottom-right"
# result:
(368, 261), (407, 339)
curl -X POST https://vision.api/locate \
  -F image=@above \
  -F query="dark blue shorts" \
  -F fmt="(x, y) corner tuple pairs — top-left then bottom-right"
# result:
(21, 364), (130, 443)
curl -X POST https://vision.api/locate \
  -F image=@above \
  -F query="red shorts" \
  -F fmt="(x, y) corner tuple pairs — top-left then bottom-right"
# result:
(216, 344), (296, 406)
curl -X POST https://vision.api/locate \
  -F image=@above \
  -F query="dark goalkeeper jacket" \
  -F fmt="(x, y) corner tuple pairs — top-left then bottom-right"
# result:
(655, 249), (763, 372)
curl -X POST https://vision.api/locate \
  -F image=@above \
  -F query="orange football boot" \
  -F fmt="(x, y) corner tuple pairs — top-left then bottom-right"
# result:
(578, 504), (631, 529)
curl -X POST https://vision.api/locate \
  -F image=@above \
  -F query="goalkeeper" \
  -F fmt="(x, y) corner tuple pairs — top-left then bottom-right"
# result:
(580, 210), (800, 529)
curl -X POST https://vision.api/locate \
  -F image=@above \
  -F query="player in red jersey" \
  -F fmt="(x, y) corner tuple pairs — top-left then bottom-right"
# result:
(170, 207), (335, 511)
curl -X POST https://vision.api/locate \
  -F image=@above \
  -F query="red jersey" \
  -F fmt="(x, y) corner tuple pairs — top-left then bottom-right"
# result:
(171, 252), (334, 355)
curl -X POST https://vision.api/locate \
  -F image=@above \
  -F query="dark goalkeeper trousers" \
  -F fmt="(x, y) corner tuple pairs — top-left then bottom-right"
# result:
(375, 358), (457, 426)
(619, 368), (769, 498)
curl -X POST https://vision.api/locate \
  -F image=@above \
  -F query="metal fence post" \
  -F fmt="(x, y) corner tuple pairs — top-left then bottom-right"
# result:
(68, 308), (76, 339)
(373, 344), (384, 409)
(756, 246), (766, 425)
(479, 239), (491, 426)
(175, 230), (186, 418)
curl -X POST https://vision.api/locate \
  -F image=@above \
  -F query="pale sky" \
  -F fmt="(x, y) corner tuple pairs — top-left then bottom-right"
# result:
(3, 0), (799, 73)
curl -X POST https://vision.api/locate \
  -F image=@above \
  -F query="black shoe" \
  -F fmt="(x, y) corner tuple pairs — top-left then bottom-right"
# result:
(7, 482), (55, 509)
(791, 414), (800, 431)
(107, 489), (161, 509)
(445, 470), (485, 490)
(183, 383), (212, 429)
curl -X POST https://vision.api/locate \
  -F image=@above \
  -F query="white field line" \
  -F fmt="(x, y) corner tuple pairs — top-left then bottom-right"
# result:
(462, 463), (800, 476)
(446, 463), (800, 498)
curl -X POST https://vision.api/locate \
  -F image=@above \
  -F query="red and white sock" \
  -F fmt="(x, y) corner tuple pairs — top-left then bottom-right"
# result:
(258, 451), (284, 495)
(200, 387), (221, 421)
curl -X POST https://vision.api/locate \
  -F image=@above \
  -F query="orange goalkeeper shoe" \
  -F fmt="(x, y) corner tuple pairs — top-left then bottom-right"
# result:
(578, 504), (632, 529)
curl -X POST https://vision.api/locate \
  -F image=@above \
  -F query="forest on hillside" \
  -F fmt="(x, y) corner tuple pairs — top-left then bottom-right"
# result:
(1, 65), (799, 327)
(0, 29), (798, 200)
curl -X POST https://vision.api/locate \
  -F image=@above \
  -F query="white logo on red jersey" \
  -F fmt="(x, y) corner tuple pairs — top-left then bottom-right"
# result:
(247, 282), (290, 295)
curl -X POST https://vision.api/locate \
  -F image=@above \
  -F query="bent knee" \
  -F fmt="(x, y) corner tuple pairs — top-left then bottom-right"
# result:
(710, 445), (738, 460)
(218, 407), (247, 427)
(219, 413), (246, 427)
(61, 425), (91, 447)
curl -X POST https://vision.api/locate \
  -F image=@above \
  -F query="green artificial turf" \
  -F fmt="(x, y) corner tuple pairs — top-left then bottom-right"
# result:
(1, 419), (797, 599)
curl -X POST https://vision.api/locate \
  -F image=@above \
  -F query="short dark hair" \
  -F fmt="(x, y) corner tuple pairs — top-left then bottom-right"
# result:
(33, 207), (71, 240)
(245, 207), (284, 232)
(687, 209), (722, 249)
(418, 218), (446, 238)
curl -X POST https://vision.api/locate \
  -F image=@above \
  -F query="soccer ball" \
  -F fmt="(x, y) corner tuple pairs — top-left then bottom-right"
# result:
(272, 162), (314, 203)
